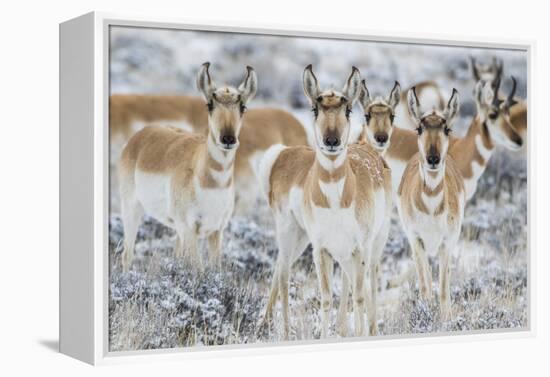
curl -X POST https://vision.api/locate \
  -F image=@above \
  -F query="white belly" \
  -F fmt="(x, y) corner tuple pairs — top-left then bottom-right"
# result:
(134, 171), (234, 235)
(306, 205), (364, 262)
(191, 184), (235, 235)
(135, 171), (173, 225)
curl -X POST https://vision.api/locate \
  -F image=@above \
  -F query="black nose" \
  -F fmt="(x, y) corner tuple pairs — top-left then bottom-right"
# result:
(427, 154), (441, 166)
(324, 135), (340, 147)
(514, 136), (523, 147)
(374, 133), (388, 144)
(221, 134), (236, 145)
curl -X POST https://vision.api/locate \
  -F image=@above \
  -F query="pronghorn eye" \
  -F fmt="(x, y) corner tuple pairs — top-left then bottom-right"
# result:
(390, 114), (395, 123)
(345, 107), (352, 119)
(444, 126), (452, 136)
(416, 127), (423, 135)
(312, 106), (319, 117)
(488, 112), (498, 120)
(207, 101), (214, 112)
(239, 102), (247, 114)
(365, 113), (371, 123)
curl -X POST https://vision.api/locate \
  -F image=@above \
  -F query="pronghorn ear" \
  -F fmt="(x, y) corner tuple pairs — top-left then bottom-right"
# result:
(444, 88), (460, 125)
(238, 66), (258, 103)
(407, 87), (422, 124)
(358, 79), (372, 109)
(342, 66), (361, 103)
(388, 81), (401, 109)
(470, 56), (480, 81)
(303, 64), (320, 104)
(197, 62), (216, 101)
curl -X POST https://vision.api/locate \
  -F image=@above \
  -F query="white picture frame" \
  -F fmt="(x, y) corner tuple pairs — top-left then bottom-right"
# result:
(59, 11), (535, 365)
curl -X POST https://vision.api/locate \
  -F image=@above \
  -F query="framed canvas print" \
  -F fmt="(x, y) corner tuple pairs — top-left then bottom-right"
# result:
(59, 12), (533, 365)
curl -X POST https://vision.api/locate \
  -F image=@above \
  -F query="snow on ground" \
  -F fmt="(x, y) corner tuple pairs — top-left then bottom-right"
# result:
(108, 27), (528, 351)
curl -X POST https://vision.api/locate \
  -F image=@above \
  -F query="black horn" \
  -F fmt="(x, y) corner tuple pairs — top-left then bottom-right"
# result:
(494, 57), (504, 82)
(470, 56), (480, 81)
(507, 76), (518, 108)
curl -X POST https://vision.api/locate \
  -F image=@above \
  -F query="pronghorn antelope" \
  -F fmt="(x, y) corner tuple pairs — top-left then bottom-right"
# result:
(452, 76), (523, 199)
(359, 77), (523, 201)
(357, 80), (401, 152)
(110, 95), (308, 212)
(257, 65), (392, 339)
(393, 80), (445, 130)
(397, 87), (465, 319)
(118, 62), (257, 272)
(470, 56), (503, 83)
(470, 56), (528, 139)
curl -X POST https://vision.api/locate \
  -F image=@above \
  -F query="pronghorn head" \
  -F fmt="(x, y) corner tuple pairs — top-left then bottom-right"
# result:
(408, 87), (460, 172)
(470, 56), (503, 83)
(303, 65), (361, 156)
(474, 77), (523, 150)
(197, 62), (257, 151)
(358, 80), (401, 151)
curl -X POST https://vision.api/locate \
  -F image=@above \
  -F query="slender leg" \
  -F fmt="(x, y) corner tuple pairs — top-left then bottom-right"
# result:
(438, 244), (452, 320)
(411, 237), (432, 300)
(207, 230), (223, 268)
(367, 224), (389, 336)
(261, 266), (279, 324)
(367, 261), (380, 336)
(340, 250), (367, 337)
(120, 199), (143, 273)
(336, 272), (350, 337)
(175, 223), (201, 269)
(313, 247), (333, 338)
(270, 215), (306, 340)
(278, 255), (292, 340)
(353, 251), (367, 337)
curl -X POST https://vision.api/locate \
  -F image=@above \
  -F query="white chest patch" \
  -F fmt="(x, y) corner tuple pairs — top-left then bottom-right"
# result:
(421, 191), (444, 213)
(319, 178), (346, 208)
(209, 168), (233, 187)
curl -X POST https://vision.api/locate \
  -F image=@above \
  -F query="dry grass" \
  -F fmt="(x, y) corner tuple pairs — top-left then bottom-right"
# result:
(108, 149), (528, 352)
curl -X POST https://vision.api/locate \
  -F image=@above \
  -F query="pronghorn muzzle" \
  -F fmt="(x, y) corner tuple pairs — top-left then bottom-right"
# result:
(323, 131), (341, 150)
(220, 130), (237, 149)
(426, 144), (441, 170)
(374, 132), (389, 146)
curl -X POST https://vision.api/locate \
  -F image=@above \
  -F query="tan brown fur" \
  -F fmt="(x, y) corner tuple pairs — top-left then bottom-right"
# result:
(111, 94), (308, 212)
(268, 142), (387, 213)
(397, 86), (464, 318)
(120, 126), (231, 194)
(449, 116), (492, 179)
(110, 94), (208, 140)
(118, 63), (258, 272)
(510, 101), (527, 137)
(110, 95), (308, 167)
(260, 66), (391, 338)
(398, 154), (464, 222)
